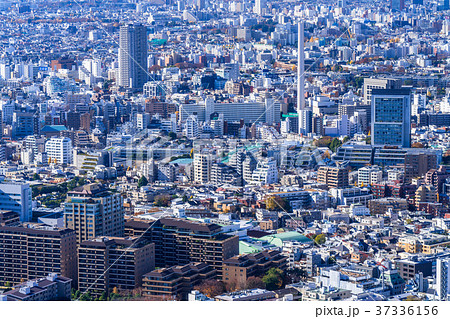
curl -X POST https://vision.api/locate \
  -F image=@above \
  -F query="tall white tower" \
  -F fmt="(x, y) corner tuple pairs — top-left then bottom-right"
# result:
(297, 21), (311, 135)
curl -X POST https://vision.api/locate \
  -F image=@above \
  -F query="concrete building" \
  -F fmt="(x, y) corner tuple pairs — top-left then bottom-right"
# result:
(0, 225), (77, 286)
(149, 218), (239, 278)
(317, 166), (349, 189)
(63, 184), (124, 243)
(142, 262), (216, 300)
(78, 237), (155, 298)
(363, 77), (401, 104)
(0, 273), (72, 301)
(0, 182), (32, 222)
(371, 89), (411, 148)
(437, 258), (450, 300)
(193, 152), (212, 184)
(45, 137), (73, 165)
(357, 166), (382, 186)
(118, 24), (148, 90)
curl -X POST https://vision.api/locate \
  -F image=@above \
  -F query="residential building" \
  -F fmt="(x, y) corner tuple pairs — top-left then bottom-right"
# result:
(193, 152), (212, 184)
(118, 24), (148, 90)
(0, 225), (77, 286)
(222, 250), (288, 288)
(78, 237), (155, 298)
(45, 137), (73, 165)
(149, 218), (239, 277)
(317, 166), (349, 189)
(63, 183), (124, 243)
(142, 262), (216, 300)
(357, 166), (382, 186)
(0, 273), (72, 301)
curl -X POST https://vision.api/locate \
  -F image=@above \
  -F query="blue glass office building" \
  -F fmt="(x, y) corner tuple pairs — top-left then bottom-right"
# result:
(371, 89), (411, 148)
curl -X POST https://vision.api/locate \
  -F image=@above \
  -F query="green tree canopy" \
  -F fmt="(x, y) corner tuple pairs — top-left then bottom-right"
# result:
(262, 268), (284, 291)
(138, 176), (148, 188)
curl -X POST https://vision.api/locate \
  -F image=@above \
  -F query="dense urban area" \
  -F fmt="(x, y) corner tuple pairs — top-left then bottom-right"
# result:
(2, 0), (450, 303)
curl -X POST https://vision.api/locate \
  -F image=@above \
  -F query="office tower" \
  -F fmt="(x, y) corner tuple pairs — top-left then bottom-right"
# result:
(118, 24), (148, 90)
(438, 0), (449, 10)
(317, 166), (349, 189)
(45, 137), (73, 165)
(142, 263), (216, 301)
(196, 0), (206, 10)
(66, 111), (81, 130)
(371, 89), (411, 148)
(390, 0), (405, 10)
(0, 182), (32, 222)
(78, 237), (155, 298)
(193, 152), (212, 184)
(12, 111), (38, 138)
(148, 218), (239, 277)
(363, 78), (401, 104)
(253, 0), (265, 15)
(0, 225), (77, 286)
(63, 184), (124, 243)
(437, 258), (450, 300)
(298, 109), (312, 135)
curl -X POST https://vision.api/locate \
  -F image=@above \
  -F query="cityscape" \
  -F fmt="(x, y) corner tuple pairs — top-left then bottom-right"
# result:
(2, 0), (450, 304)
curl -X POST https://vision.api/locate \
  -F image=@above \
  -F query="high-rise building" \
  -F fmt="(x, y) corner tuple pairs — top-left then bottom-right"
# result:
(78, 237), (155, 298)
(371, 89), (411, 148)
(363, 78), (401, 105)
(438, 0), (449, 10)
(404, 150), (438, 183)
(0, 224), (77, 286)
(45, 137), (73, 165)
(253, 0), (265, 15)
(193, 152), (212, 184)
(144, 218), (239, 277)
(437, 258), (450, 300)
(390, 0), (405, 10)
(118, 24), (148, 90)
(0, 182), (32, 222)
(63, 184), (124, 243)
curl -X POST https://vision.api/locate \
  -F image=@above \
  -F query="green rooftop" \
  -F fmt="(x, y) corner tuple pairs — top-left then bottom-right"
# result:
(258, 231), (313, 247)
(239, 241), (263, 254)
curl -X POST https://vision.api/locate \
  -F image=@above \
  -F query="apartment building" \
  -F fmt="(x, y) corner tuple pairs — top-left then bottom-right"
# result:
(0, 273), (72, 301)
(78, 237), (155, 298)
(317, 166), (349, 189)
(142, 262), (216, 300)
(0, 225), (77, 286)
(63, 183), (124, 243)
(222, 250), (288, 288)
(368, 197), (408, 215)
(150, 218), (239, 277)
(397, 234), (450, 254)
(0, 182), (32, 222)
(193, 153), (212, 184)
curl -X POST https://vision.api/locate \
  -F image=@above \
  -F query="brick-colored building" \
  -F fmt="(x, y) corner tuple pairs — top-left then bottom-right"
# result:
(0, 225), (77, 286)
(78, 237), (155, 298)
(317, 166), (349, 189)
(222, 250), (288, 288)
(142, 262), (216, 300)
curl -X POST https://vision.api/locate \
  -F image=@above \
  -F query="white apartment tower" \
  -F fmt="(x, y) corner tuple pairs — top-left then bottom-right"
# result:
(45, 137), (73, 165)
(194, 153), (212, 184)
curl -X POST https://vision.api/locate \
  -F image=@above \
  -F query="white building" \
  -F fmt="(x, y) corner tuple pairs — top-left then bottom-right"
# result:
(136, 113), (150, 130)
(45, 137), (73, 165)
(437, 258), (450, 300)
(186, 115), (199, 139)
(0, 182), (32, 222)
(251, 157), (278, 185)
(194, 153), (212, 184)
(357, 166), (382, 186)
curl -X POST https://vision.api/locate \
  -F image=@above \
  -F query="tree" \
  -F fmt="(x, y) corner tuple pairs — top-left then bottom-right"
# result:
(265, 195), (290, 212)
(168, 132), (177, 140)
(78, 291), (93, 301)
(98, 291), (108, 301)
(411, 142), (424, 148)
(154, 195), (171, 207)
(262, 268), (284, 291)
(315, 233), (326, 245)
(245, 276), (265, 289)
(329, 138), (343, 153)
(194, 280), (226, 298)
(32, 173), (40, 180)
(138, 176), (148, 188)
